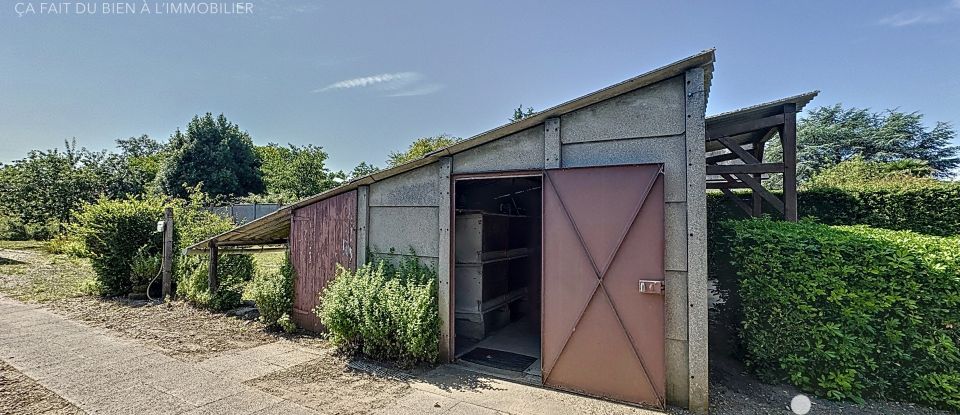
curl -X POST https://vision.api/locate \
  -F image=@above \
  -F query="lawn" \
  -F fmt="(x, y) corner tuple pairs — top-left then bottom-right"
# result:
(0, 241), (96, 302)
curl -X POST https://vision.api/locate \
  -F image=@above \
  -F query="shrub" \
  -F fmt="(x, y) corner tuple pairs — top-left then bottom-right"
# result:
(718, 219), (960, 410)
(249, 251), (295, 328)
(706, 182), (960, 237)
(170, 191), (254, 310)
(317, 256), (439, 365)
(73, 197), (163, 296)
(44, 233), (88, 257)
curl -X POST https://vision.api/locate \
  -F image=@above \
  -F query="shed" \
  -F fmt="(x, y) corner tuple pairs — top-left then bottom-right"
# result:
(188, 49), (815, 412)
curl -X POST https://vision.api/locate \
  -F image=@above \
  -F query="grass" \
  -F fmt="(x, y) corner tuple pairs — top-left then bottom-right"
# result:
(0, 240), (98, 303)
(0, 240), (45, 251)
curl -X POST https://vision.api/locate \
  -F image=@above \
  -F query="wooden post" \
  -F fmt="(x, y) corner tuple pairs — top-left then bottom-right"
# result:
(781, 104), (798, 222)
(208, 239), (219, 294)
(752, 141), (765, 217)
(161, 207), (173, 299)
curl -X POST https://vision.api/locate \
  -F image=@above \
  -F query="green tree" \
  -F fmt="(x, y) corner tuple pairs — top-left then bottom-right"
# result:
(387, 134), (462, 167)
(83, 135), (167, 199)
(768, 104), (959, 181)
(257, 143), (344, 199)
(0, 139), (98, 230)
(157, 113), (265, 198)
(349, 161), (380, 180)
(509, 105), (535, 122)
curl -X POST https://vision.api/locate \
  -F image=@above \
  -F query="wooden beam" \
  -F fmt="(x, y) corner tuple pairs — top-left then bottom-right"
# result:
(706, 114), (784, 140)
(716, 136), (761, 165)
(706, 163), (784, 175)
(720, 188), (753, 216)
(706, 151), (746, 164)
(706, 181), (752, 190)
(208, 240), (219, 294)
(722, 173), (784, 213)
(161, 207), (173, 300)
(752, 142), (765, 217)
(781, 104), (798, 222)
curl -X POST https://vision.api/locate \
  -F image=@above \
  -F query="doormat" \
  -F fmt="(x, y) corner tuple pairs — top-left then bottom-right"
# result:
(460, 347), (537, 372)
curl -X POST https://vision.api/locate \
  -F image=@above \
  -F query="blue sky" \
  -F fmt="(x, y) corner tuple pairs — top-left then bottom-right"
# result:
(2, 1), (959, 171)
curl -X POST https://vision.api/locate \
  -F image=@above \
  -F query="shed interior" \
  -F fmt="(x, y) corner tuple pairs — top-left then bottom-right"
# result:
(453, 176), (543, 379)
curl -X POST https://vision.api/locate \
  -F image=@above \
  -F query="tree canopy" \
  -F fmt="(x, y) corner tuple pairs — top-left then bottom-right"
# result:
(769, 104), (959, 181)
(386, 134), (462, 167)
(257, 143), (344, 199)
(510, 105), (535, 122)
(157, 113), (265, 198)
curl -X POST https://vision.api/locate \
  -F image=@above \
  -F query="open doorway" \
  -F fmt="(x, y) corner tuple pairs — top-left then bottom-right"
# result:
(452, 174), (542, 381)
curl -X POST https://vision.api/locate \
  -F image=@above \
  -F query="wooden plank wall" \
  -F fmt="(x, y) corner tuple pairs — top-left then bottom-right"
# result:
(289, 190), (358, 332)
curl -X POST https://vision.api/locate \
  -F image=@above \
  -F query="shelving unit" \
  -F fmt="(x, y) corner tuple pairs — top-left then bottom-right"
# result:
(454, 212), (534, 341)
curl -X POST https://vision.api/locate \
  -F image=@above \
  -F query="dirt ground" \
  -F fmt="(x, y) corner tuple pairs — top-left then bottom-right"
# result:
(0, 360), (83, 415)
(1, 244), (955, 415)
(249, 352), (413, 414)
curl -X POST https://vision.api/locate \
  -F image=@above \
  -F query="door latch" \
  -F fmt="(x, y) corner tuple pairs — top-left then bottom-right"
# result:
(639, 280), (664, 295)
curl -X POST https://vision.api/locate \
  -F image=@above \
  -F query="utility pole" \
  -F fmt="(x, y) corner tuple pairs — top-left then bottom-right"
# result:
(162, 207), (173, 299)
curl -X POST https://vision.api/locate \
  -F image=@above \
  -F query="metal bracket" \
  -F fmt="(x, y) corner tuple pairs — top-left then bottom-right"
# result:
(638, 280), (664, 295)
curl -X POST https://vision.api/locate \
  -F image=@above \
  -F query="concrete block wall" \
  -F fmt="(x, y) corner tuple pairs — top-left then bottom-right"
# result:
(366, 163), (442, 269)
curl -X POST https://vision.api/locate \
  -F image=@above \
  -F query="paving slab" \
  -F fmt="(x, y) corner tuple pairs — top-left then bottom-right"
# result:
(0, 296), (321, 415)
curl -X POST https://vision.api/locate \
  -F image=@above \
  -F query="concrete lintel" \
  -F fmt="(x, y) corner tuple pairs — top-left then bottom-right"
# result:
(684, 67), (709, 413)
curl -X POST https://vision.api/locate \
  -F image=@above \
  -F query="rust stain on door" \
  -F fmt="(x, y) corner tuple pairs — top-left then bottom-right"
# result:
(290, 190), (357, 332)
(541, 164), (666, 408)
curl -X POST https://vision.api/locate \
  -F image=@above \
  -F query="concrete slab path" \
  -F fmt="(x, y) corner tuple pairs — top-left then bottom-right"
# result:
(0, 296), (320, 415)
(0, 295), (663, 415)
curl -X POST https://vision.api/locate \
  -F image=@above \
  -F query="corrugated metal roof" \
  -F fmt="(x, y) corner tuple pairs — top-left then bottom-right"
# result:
(187, 49), (717, 252)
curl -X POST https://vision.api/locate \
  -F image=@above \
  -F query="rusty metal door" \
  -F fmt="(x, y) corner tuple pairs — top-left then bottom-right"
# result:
(290, 190), (357, 332)
(541, 164), (666, 408)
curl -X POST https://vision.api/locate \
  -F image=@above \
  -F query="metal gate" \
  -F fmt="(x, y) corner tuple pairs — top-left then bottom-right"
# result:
(541, 164), (666, 408)
(290, 190), (357, 332)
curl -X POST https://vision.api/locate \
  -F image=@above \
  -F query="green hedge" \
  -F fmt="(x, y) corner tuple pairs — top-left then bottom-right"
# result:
(718, 219), (960, 410)
(707, 182), (960, 237)
(73, 197), (163, 296)
(316, 256), (439, 365)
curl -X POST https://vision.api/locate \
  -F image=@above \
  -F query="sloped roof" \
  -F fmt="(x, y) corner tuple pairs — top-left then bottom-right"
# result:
(704, 90), (819, 152)
(187, 49), (717, 252)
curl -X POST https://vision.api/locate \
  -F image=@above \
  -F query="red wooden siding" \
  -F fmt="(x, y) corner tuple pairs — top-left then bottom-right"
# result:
(289, 190), (358, 332)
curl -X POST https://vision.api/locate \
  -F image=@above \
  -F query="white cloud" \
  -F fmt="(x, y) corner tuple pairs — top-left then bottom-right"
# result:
(879, 11), (942, 27)
(314, 72), (421, 92)
(879, 0), (960, 27)
(387, 84), (444, 97)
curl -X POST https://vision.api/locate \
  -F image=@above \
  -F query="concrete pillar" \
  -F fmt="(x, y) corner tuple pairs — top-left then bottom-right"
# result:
(544, 117), (561, 169)
(684, 67), (709, 413)
(356, 186), (370, 267)
(437, 157), (453, 361)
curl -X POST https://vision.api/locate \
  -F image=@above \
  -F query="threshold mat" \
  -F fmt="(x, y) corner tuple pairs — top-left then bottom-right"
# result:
(460, 347), (537, 372)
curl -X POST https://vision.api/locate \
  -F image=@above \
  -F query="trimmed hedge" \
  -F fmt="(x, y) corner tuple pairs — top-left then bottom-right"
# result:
(707, 182), (960, 237)
(717, 219), (960, 410)
(316, 256), (439, 365)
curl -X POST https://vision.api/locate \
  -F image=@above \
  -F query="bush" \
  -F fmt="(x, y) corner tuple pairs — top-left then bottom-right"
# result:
(249, 251), (295, 329)
(170, 191), (254, 310)
(44, 233), (88, 257)
(707, 182), (960, 237)
(317, 256), (439, 365)
(718, 219), (960, 410)
(73, 197), (163, 296)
